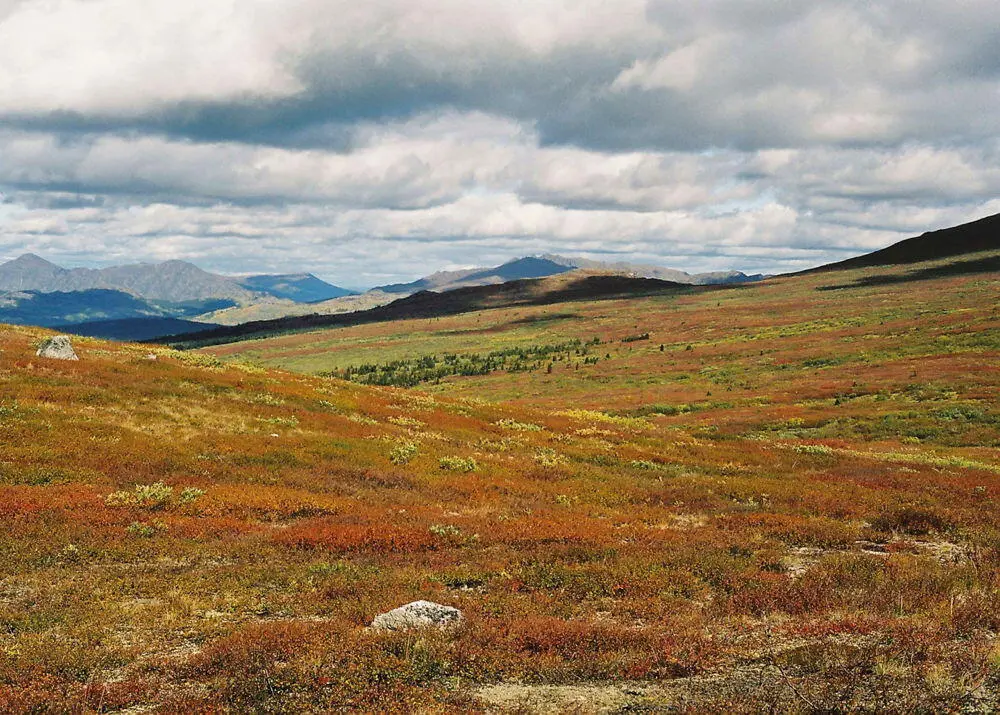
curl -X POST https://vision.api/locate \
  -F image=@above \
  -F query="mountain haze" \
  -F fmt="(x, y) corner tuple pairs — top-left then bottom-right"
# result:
(543, 255), (765, 284)
(0, 254), (256, 303)
(238, 274), (354, 303)
(0, 255), (358, 338)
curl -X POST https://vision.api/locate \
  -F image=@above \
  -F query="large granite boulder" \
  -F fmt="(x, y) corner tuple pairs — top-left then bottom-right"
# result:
(36, 335), (79, 361)
(370, 600), (463, 631)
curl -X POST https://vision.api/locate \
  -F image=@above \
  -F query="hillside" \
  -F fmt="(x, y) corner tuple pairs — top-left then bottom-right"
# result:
(192, 290), (399, 326)
(163, 272), (691, 347)
(0, 289), (167, 327)
(194, 259), (584, 325)
(379, 256), (763, 295)
(5, 244), (1000, 711)
(56, 317), (223, 341)
(810, 211), (1000, 271)
(0, 287), (240, 340)
(201, 245), (1000, 408)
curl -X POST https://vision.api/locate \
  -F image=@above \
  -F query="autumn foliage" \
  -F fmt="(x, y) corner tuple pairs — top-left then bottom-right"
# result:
(3, 251), (1000, 710)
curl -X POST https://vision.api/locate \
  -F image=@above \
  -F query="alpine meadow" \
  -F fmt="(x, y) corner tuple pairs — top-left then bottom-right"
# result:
(4, 1), (1000, 712)
(3, 222), (1000, 711)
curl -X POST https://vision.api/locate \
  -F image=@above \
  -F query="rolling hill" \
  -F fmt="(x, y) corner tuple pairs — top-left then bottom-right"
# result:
(184, 256), (766, 327)
(808, 211), (1000, 271)
(192, 290), (400, 327)
(0, 287), (238, 340)
(4, 233), (1000, 711)
(160, 271), (692, 347)
(167, 212), (1000, 349)
(55, 317), (223, 341)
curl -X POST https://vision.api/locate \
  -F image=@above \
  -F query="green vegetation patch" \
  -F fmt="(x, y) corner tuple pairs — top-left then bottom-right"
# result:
(321, 337), (603, 387)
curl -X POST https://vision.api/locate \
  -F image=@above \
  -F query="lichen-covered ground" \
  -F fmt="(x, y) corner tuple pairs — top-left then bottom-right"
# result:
(3, 251), (1000, 711)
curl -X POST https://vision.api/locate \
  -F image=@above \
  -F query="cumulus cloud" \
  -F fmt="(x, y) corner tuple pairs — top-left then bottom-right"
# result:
(0, 0), (997, 284)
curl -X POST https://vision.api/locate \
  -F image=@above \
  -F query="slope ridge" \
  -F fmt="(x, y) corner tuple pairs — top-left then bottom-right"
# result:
(812, 211), (1000, 272)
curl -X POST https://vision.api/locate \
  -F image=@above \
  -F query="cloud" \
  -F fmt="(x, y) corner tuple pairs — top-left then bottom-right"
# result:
(0, 0), (998, 284)
(2, 0), (998, 151)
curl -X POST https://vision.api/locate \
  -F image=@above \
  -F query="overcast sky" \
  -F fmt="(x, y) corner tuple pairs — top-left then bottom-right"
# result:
(1, 0), (998, 287)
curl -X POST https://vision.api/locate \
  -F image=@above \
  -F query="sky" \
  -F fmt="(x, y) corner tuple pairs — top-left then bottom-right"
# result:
(1, 0), (998, 288)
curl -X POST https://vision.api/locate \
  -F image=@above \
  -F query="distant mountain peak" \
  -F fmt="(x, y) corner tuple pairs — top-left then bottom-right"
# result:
(237, 273), (353, 303)
(154, 259), (214, 273)
(10, 253), (59, 267)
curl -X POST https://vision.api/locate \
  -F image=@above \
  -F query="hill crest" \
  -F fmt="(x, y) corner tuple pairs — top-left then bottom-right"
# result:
(811, 211), (1000, 272)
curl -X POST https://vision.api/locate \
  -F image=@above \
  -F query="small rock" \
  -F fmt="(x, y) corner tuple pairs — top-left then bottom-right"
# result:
(145, 353), (158, 361)
(371, 600), (463, 631)
(36, 335), (79, 361)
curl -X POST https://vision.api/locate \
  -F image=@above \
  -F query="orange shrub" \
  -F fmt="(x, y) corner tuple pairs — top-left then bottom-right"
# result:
(274, 518), (435, 554)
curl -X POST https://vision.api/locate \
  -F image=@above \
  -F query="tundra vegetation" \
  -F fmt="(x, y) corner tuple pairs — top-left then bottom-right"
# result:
(2, 250), (1000, 711)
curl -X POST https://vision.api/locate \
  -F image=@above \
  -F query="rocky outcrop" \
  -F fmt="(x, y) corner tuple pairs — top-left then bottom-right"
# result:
(36, 335), (79, 361)
(370, 601), (463, 631)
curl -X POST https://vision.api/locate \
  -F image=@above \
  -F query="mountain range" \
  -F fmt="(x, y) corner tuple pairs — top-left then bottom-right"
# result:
(161, 271), (692, 347)
(0, 254), (256, 303)
(198, 256), (766, 326)
(378, 255), (764, 295)
(0, 251), (765, 338)
(0, 254), (353, 335)
(16, 215), (988, 343)
(162, 211), (1000, 348)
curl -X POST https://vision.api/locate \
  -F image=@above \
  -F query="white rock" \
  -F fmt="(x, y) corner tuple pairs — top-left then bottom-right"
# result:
(145, 353), (158, 361)
(36, 335), (79, 361)
(371, 600), (463, 631)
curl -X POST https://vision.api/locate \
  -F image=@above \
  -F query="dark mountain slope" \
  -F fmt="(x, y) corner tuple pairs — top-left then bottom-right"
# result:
(159, 272), (694, 348)
(57, 317), (222, 341)
(0, 289), (165, 327)
(811, 212), (1000, 272)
